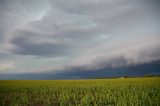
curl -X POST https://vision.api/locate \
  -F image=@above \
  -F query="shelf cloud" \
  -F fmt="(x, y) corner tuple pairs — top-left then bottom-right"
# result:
(0, 0), (160, 78)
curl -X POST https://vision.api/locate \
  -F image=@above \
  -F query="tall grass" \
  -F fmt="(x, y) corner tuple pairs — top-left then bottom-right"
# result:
(0, 77), (160, 106)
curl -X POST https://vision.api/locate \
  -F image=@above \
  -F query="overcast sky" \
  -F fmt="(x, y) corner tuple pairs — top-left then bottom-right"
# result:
(0, 0), (160, 75)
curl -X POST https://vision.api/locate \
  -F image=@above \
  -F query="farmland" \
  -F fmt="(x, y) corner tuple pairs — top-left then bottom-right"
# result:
(0, 77), (160, 106)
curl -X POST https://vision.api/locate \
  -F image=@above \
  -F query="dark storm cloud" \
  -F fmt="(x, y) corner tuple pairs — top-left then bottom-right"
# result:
(37, 41), (160, 74)
(8, 30), (72, 56)
(0, 0), (160, 74)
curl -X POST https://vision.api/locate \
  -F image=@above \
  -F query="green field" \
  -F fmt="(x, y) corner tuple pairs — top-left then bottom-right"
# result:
(0, 77), (160, 106)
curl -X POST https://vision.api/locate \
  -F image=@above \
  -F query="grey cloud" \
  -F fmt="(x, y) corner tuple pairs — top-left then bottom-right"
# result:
(0, 0), (50, 42)
(50, 0), (130, 15)
(0, 0), (47, 30)
(8, 30), (72, 56)
(67, 36), (160, 72)
(61, 46), (160, 72)
(137, 46), (160, 63)
(50, 0), (160, 34)
(6, 24), (99, 56)
(0, 0), (160, 74)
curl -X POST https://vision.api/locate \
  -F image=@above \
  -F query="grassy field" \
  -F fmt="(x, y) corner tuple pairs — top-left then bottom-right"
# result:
(0, 77), (160, 106)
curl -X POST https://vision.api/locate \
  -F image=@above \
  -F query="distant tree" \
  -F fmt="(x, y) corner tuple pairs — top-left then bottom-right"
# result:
(124, 75), (128, 78)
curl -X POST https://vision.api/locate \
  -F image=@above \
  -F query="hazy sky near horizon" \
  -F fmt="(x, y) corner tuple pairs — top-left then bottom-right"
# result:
(0, 0), (160, 74)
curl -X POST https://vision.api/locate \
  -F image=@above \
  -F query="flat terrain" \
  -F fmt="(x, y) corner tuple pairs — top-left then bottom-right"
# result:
(0, 77), (160, 106)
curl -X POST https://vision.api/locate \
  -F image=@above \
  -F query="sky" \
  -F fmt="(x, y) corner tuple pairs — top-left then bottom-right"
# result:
(0, 0), (160, 79)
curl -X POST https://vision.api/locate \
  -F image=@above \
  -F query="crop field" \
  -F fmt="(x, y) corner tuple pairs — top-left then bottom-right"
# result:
(0, 77), (160, 106)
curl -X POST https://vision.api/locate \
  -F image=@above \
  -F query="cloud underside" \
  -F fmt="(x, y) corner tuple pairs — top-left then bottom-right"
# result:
(0, 0), (160, 73)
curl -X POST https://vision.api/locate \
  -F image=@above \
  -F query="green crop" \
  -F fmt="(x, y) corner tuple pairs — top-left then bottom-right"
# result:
(0, 77), (160, 106)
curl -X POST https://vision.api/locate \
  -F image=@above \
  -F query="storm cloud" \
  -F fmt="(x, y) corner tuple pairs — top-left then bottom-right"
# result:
(0, 0), (160, 77)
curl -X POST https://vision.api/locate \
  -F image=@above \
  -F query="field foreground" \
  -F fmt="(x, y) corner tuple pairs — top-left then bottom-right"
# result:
(0, 77), (160, 106)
